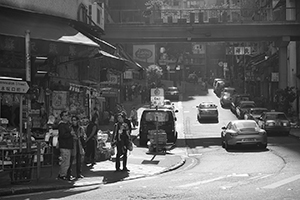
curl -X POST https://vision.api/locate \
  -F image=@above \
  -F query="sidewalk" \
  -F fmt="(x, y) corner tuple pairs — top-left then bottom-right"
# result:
(0, 97), (185, 197)
(0, 145), (185, 197)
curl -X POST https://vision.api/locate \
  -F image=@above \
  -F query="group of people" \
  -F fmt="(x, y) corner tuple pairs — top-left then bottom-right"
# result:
(56, 111), (98, 181)
(56, 108), (135, 181)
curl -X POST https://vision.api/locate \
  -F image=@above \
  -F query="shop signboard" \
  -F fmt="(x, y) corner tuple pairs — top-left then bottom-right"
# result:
(0, 80), (29, 94)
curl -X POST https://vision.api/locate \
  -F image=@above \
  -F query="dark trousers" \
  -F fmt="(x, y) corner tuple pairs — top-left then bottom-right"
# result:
(67, 144), (82, 177)
(85, 139), (96, 164)
(115, 143), (128, 170)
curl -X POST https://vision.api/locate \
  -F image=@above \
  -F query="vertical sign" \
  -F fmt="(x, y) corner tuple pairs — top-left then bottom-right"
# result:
(25, 30), (32, 151)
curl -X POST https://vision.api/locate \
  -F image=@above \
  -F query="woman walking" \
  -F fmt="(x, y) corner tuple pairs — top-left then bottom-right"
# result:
(85, 114), (98, 166)
(67, 116), (85, 179)
(112, 113), (131, 172)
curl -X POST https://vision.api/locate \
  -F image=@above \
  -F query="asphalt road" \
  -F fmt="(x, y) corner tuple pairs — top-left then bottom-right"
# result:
(3, 89), (300, 200)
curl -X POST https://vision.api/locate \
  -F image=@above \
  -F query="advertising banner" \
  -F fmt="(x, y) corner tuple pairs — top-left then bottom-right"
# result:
(133, 44), (155, 63)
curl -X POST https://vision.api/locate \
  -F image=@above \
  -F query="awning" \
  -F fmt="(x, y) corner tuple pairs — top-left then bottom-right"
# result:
(116, 44), (144, 71)
(99, 50), (126, 61)
(0, 7), (99, 57)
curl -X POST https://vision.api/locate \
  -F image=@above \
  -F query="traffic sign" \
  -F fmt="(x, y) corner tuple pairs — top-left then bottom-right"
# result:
(151, 88), (164, 106)
(0, 80), (30, 93)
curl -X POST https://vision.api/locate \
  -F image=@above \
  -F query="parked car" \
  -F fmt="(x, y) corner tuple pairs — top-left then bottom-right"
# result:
(235, 100), (255, 119)
(230, 94), (251, 115)
(214, 80), (229, 97)
(257, 111), (291, 136)
(165, 86), (180, 100)
(139, 108), (178, 147)
(196, 102), (218, 122)
(220, 87), (236, 98)
(163, 99), (175, 110)
(244, 108), (268, 122)
(213, 78), (225, 89)
(221, 120), (267, 150)
(220, 92), (234, 108)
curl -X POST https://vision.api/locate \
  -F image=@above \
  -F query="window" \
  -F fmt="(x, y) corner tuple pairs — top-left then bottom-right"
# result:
(97, 8), (100, 24)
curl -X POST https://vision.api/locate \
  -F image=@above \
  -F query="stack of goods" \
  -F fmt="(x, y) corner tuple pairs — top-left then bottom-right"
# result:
(95, 130), (115, 161)
(0, 118), (23, 148)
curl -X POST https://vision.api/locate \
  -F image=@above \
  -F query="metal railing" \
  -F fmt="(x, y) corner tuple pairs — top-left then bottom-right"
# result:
(106, 7), (299, 25)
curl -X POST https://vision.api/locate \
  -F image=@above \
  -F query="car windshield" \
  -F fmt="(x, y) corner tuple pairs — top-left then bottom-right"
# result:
(167, 87), (178, 91)
(266, 113), (288, 120)
(241, 103), (255, 108)
(199, 103), (216, 108)
(251, 109), (267, 115)
(143, 111), (171, 122)
(235, 121), (258, 130)
(164, 101), (171, 105)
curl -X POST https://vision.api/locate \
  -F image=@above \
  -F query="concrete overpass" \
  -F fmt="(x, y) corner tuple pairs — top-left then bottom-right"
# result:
(103, 22), (300, 90)
(102, 22), (300, 43)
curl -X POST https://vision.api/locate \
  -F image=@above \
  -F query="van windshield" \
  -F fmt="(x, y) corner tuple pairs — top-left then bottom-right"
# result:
(144, 111), (171, 122)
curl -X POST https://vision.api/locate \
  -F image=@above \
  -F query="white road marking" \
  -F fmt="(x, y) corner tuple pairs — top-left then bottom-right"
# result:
(263, 174), (300, 189)
(178, 176), (227, 188)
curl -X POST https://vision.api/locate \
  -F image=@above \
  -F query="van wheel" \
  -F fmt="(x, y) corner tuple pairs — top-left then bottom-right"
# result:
(139, 134), (148, 147)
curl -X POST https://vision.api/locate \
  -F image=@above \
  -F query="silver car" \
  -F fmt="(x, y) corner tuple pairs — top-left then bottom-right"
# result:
(221, 120), (267, 150)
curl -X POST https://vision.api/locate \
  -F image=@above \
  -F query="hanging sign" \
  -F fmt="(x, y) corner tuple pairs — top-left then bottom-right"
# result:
(0, 80), (30, 93)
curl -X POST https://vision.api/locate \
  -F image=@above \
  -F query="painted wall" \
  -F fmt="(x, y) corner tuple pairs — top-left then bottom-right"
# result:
(0, 0), (92, 20)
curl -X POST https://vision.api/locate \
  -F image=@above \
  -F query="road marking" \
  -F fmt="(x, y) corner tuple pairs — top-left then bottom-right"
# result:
(178, 176), (227, 188)
(263, 174), (300, 189)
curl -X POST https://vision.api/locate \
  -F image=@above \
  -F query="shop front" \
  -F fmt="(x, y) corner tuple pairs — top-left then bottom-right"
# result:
(0, 7), (101, 182)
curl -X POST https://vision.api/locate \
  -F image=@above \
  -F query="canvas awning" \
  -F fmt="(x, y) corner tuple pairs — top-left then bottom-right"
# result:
(0, 7), (99, 57)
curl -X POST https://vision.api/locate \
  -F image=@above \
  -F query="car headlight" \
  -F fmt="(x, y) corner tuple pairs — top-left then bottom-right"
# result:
(282, 122), (288, 126)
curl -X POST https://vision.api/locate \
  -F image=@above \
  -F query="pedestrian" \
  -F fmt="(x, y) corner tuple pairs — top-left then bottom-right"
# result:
(121, 111), (132, 135)
(129, 106), (138, 129)
(68, 115), (85, 179)
(112, 113), (131, 172)
(57, 111), (74, 181)
(85, 114), (98, 166)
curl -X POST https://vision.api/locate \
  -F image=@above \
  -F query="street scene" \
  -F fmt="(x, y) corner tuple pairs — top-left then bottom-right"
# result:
(1, 0), (300, 200)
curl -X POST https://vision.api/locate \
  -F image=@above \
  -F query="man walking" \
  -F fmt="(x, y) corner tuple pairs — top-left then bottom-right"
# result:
(57, 111), (74, 181)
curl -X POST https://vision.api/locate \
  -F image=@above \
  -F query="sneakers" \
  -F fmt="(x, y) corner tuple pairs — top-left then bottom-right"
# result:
(56, 176), (68, 181)
(122, 168), (130, 172)
(57, 175), (75, 181)
(77, 174), (84, 179)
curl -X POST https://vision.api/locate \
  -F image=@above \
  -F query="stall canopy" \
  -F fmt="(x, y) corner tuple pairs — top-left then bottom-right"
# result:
(0, 7), (99, 57)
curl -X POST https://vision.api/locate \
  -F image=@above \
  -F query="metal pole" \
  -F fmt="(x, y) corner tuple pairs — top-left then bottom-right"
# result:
(155, 105), (158, 154)
(25, 30), (31, 152)
(19, 95), (23, 151)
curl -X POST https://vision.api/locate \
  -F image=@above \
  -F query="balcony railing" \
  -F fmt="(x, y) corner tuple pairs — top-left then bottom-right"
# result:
(106, 7), (299, 25)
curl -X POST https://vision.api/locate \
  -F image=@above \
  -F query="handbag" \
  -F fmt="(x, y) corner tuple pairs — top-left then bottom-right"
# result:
(126, 139), (133, 151)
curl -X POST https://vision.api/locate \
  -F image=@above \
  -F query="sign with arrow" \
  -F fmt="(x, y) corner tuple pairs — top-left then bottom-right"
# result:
(0, 80), (30, 94)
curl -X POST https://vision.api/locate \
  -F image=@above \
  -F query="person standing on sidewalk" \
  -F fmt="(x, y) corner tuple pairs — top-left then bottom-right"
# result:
(57, 111), (74, 181)
(112, 113), (131, 172)
(129, 106), (138, 129)
(68, 115), (85, 179)
(85, 114), (98, 166)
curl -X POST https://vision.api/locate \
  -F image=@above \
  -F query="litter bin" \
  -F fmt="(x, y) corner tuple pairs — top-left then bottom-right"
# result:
(9, 151), (35, 184)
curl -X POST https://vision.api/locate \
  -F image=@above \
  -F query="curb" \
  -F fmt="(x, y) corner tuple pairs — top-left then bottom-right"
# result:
(0, 156), (186, 197)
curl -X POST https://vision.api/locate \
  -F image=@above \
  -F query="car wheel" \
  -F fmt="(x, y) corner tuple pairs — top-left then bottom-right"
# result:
(284, 131), (290, 136)
(260, 143), (267, 149)
(225, 141), (233, 150)
(139, 133), (148, 147)
(221, 139), (225, 148)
